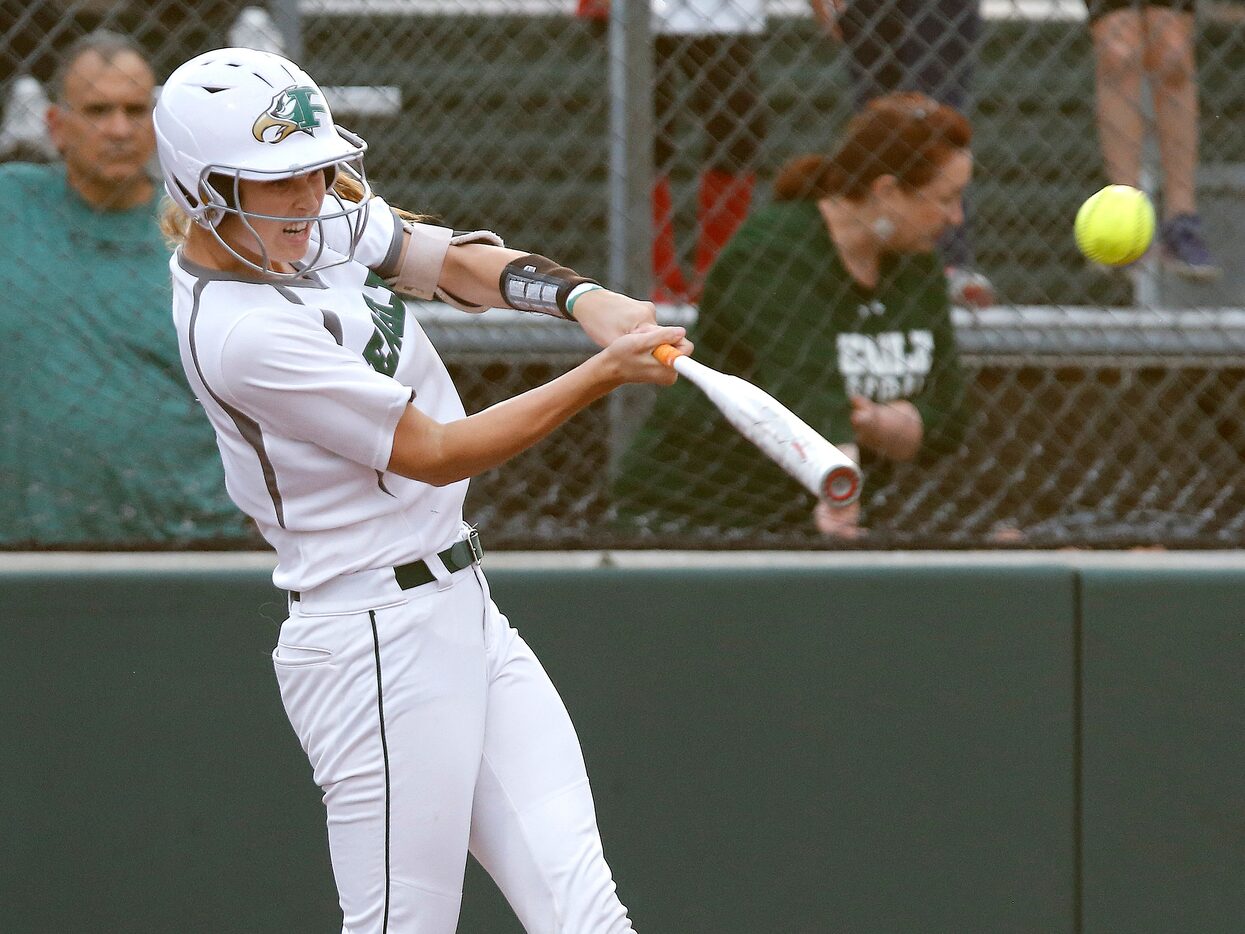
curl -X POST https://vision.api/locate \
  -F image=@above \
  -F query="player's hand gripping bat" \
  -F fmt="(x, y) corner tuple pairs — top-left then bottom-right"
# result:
(653, 344), (862, 507)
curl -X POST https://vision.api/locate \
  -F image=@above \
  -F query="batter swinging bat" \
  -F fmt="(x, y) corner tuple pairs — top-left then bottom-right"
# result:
(653, 344), (862, 507)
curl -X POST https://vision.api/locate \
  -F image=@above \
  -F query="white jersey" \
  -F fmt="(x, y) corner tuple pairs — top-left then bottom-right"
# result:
(170, 195), (469, 591)
(652, 0), (766, 36)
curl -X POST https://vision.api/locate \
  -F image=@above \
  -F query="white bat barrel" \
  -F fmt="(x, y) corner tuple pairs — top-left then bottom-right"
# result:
(659, 348), (863, 508)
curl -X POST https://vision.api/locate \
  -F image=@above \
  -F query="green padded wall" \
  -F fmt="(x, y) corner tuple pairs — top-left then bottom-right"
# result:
(3, 564), (1076, 933)
(463, 567), (1078, 934)
(8, 562), (1238, 932)
(0, 572), (337, 932)
(1079, 569), (1245, 934)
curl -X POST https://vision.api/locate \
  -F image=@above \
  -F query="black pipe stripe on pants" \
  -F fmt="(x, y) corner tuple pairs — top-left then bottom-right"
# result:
(369, 610), (392, 933)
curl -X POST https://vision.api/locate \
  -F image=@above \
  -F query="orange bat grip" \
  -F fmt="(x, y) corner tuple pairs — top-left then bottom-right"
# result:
(652, 343), (688, 367)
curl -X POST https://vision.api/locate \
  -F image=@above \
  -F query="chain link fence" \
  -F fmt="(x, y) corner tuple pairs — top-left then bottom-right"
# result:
(2, 1), (1244, 549)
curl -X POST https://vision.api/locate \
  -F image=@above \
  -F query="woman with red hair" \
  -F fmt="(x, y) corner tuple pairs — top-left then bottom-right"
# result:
(615, 92), (971, 540)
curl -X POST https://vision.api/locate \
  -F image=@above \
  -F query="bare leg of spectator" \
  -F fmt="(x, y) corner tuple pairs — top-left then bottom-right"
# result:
(1147, 9), (1197, 216)
(1091, 9), (1146, 190)
(1146, 7), (1219, 279)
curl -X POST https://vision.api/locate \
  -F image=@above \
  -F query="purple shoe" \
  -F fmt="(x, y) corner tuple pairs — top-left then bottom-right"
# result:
(1160, 213), (1221, 281)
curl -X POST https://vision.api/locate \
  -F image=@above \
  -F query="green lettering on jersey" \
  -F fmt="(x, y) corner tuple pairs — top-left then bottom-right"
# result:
(362, 274), (406, 377)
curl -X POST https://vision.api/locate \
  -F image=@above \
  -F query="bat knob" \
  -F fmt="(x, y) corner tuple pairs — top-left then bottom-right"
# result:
(821, 466), (862, 507)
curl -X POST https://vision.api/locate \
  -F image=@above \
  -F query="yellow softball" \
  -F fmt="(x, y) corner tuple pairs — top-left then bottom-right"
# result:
(1074, 185), (1156, 266)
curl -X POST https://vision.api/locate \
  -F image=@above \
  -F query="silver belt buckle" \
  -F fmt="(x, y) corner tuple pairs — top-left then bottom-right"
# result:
(466, 527), (484, 565)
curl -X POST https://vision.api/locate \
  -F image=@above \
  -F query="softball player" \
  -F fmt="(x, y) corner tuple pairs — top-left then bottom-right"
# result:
(153, 48), (689, 933)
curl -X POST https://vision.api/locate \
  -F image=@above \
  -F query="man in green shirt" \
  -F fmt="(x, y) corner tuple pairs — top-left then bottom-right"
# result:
(0, 31), (248, 547)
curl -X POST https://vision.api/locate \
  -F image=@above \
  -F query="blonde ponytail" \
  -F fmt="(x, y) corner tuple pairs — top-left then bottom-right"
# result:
(159, 195), (192, 248)
(333, 173), (428, 224)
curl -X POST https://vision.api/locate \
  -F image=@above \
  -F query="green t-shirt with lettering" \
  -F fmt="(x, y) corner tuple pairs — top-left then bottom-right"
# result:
(613, 199), (968, 535)
(0, 163), (249, 546)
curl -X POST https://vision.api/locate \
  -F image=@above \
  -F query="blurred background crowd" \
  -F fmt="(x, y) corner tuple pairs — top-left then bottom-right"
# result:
(3, 0), (1245, 550)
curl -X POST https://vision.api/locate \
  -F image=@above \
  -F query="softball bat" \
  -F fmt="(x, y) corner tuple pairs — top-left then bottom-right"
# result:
(653, 344), (862, 507)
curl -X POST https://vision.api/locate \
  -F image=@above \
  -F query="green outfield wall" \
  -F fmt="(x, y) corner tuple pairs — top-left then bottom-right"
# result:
(1, 556), (1240, 933)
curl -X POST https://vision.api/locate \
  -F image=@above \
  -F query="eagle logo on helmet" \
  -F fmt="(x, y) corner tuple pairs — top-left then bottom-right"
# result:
(252, 86), (328, 144)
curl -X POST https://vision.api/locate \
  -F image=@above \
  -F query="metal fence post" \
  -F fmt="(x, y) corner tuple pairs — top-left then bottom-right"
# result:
(606, 0), (655, 483)
(608, 0), (653, 298)
(269, 0), (304, 63)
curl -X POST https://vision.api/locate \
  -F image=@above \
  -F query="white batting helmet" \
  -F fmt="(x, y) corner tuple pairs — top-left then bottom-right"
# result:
(154, 47), (372, 277)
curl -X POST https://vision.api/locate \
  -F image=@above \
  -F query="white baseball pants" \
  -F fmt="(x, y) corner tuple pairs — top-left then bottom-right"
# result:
(272, 560), (633, 933)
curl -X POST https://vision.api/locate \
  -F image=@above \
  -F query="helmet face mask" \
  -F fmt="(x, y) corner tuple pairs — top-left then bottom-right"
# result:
(154, 48), (373, 279)
(196, 145), (371, 279)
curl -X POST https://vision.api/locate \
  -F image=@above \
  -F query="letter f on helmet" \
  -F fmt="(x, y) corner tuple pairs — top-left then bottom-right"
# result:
(252, 87), (329, 144)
